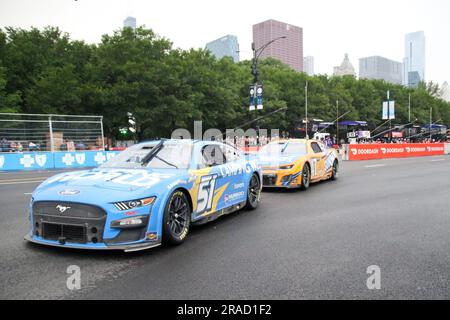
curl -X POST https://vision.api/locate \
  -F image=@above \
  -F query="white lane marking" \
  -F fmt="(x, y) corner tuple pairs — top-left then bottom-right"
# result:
(0, 177), (49, 182)
(0, 180), (44, 185)
(364, 164), (387, 168)
(24, 193), (33, 195)
(431, 159), (445, 162)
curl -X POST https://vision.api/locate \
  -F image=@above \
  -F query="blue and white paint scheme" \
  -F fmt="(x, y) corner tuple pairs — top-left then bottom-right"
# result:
(24, 140), (262, 252)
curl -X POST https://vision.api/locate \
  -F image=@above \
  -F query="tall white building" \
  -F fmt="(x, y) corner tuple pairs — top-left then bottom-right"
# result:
(123, 16), (137, 30)
(359, 56), (402, 84)
(303, 56), (314, 75)
(440, 82), (450, 102)
(333, 54), (356, 77)
(402, 31), (425, 87)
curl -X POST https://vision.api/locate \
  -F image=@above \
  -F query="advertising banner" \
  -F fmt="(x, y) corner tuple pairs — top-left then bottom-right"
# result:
(0, 151), (120, 171)
(347, 143), (445, 160)
(357, 131), (371, 139)
(382, 101), (395, 120)
(249, 85), (256, 111)
(0, 152), (55, 171)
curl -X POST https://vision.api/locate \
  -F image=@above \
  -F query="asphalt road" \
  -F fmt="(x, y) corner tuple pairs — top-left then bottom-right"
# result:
(1, 156), (449, 300)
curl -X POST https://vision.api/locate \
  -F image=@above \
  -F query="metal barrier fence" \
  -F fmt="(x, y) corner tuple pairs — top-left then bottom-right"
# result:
(0, 113), (105, 153)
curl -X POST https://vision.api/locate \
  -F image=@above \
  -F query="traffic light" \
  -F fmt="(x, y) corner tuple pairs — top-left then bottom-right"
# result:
(127, 112), (137, 134)
(119, 128), (129, 137)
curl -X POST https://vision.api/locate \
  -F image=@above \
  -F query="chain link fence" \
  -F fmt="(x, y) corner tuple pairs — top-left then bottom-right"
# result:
(0, 113), (105, 153)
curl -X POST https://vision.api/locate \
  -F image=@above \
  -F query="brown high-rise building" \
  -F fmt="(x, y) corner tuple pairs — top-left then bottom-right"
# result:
(252, 19), (303, 72)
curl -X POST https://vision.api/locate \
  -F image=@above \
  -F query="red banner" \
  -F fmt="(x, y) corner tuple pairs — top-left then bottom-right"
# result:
(348, 143), (445, 160)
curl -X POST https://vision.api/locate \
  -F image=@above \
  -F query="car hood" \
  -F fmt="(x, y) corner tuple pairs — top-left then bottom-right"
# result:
(257, 154), (302, 167)
(33, 167), (186, 203)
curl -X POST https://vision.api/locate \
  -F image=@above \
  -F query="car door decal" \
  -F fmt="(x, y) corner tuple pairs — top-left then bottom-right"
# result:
(310, 158), (318, 177)
(196, 174), (218, 213)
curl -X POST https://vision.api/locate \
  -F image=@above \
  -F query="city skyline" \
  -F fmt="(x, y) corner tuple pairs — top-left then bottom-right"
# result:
(0, 0), (449, 84)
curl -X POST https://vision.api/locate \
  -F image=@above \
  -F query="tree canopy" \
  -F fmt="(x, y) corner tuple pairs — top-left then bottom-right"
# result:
(0, 26), (448, 140)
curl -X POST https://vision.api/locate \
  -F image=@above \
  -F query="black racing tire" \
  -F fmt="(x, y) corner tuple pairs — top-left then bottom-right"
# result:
(245, 173), (261, 210)
(300, 163), (311, 190)
(330, 160), (339, 181)
(162, 190), (191, 245)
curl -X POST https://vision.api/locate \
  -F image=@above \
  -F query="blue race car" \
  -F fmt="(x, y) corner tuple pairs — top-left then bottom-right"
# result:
(24, 140), (262, 252)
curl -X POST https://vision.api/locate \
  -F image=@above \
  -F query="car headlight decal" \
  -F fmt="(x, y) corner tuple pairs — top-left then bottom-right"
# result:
(279, 164), (294, 170)
(113, 197), (156, 211)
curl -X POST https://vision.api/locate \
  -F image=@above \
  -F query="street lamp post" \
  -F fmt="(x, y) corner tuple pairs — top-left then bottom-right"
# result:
(251, 36), (287, 145)
(430, 107), (433, 141)
(408, 93), (411, 123)
(387, 90), (392, 142)
(305, 81), (308, 139)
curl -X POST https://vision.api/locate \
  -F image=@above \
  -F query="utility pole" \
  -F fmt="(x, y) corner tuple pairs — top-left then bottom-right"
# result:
(408, 93), (411, 140)
(387, 90), (392, 142)
(336, 100), (339, 144)
(408, 93), (411, 123)
(305, 81), (308, 139)
(430, 107), (432, 140)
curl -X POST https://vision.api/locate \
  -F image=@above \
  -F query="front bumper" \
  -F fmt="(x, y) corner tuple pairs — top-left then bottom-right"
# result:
(28, 200), (160, 252)
(262, 171), (302, 188)
(24, 234), (161, 252)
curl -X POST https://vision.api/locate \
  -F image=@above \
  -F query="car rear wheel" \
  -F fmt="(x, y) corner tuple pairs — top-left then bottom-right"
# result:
(163, 190), (191, 245)
(245, 174), (261, 210)
(331, 160), (339, 180)
(300, 163), (311, 190)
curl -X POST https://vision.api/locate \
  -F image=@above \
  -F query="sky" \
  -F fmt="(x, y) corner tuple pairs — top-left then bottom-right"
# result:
(0, 0), (449, 84)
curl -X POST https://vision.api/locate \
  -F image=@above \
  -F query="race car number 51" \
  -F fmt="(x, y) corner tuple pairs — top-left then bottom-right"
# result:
(197, 174), (218, 213)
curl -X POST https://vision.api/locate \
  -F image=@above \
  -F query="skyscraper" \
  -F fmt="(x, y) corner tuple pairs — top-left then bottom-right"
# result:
(205, 35), (240, 63)
(123, 16), (136, 30)
(402, 31), (425, 87)
(359, 56), (403, 84)
(440, 82), (450, 102)
(252, 19), (303, 72)
(303, 56), (314, 76)
(333, 54), (356, 77)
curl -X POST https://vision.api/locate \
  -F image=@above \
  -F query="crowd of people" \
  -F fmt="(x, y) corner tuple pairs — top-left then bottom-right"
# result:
(349, 137), (449, 144)
(0, 138), (102, 153)
(0, 138), (41, 153)
(1, 132), (449, 153)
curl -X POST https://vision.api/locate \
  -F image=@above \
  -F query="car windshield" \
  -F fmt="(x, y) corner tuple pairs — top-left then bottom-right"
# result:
(101, 142), (192, 169)
(259, 142), (307, 156)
